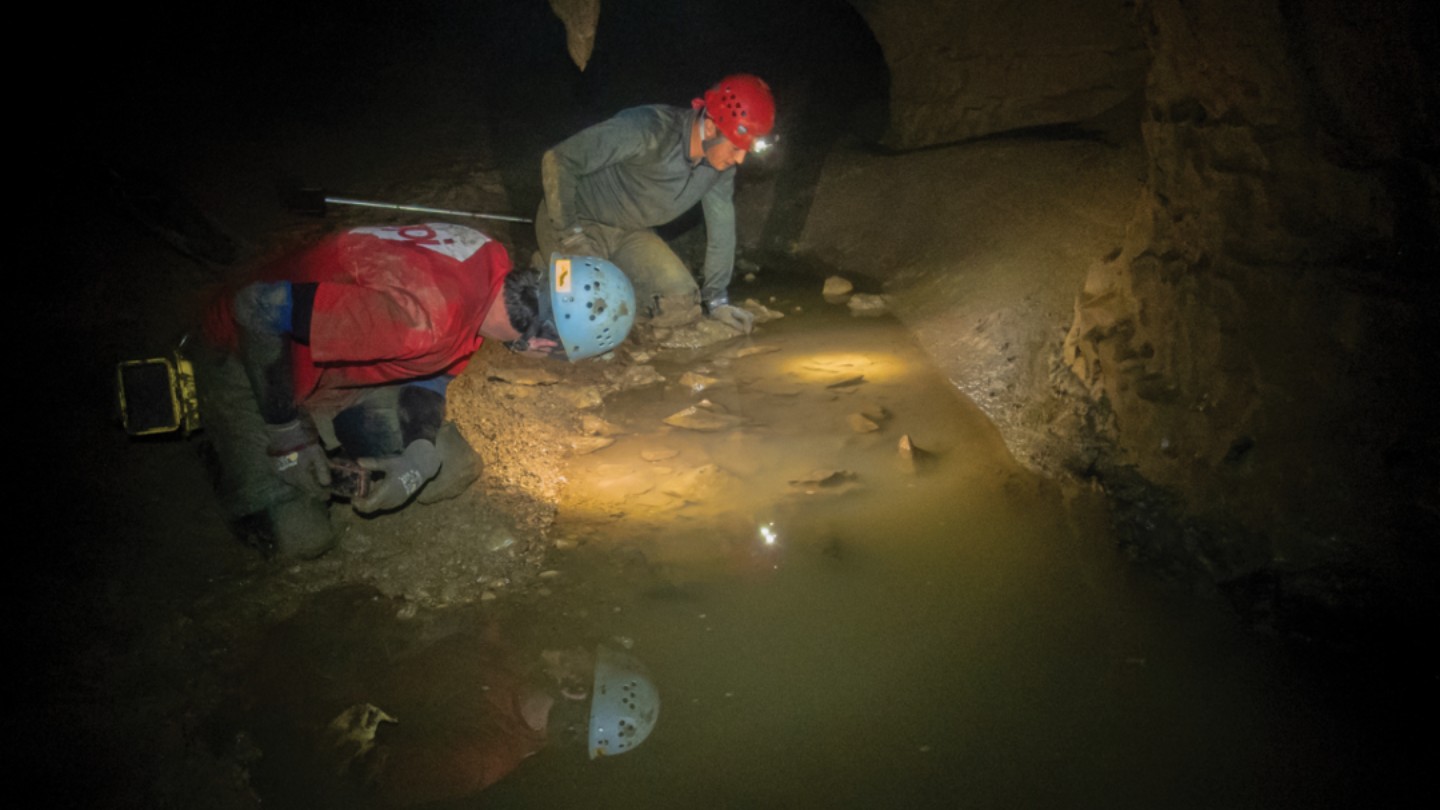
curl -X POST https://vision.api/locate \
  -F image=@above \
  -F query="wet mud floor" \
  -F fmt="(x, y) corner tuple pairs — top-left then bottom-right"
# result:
(222, 279), (1404, 809)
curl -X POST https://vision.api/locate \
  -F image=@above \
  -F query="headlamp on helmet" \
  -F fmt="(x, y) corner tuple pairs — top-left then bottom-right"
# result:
(695, 73), (776, 152)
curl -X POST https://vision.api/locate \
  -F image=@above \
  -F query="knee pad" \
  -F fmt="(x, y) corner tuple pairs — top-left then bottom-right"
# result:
(418, 423), (482, 504)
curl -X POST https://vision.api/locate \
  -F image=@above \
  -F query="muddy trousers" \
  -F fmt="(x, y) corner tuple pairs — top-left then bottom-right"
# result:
(535, 202), (700, 321)
(194, 351), (481, 558)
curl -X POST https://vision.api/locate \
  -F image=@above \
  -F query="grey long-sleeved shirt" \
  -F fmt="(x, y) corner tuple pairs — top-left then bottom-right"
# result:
(542, 104), (737, 304)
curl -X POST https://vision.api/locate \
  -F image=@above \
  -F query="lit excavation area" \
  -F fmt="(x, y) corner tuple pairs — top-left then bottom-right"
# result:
(555, 315), (976, 568)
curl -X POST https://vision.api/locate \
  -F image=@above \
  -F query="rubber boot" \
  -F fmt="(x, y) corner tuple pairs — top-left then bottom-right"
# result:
(268, 497), (335, 559)
(417, 422), (482, 504)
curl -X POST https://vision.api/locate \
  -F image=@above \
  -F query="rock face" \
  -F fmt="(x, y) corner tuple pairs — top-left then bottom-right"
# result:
(1062, 0), (1439, 592)
(793, 0), (1438, 637)
(850, 0), (1148, 149)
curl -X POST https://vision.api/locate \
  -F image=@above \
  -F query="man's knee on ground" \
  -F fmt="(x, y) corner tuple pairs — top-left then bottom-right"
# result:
(228, 496), (333, 559)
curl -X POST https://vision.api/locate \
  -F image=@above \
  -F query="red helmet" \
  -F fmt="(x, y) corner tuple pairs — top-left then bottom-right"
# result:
(696, 74), (775, 151)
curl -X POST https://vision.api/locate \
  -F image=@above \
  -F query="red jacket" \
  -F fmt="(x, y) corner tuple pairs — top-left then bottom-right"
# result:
(207, 223), (511, 411)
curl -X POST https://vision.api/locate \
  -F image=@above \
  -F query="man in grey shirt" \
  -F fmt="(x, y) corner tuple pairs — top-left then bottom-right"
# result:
(537, 74), (776, 333)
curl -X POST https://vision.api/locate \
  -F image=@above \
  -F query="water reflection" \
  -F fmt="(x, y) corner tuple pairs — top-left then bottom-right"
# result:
(492, 301), (1366, 808)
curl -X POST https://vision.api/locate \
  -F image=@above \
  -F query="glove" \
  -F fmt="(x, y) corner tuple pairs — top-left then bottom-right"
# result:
(559, 226), (599, 258)
(351, 439), (442, 514)
(709, 304), (756, 334)
(266, 418), (331, 498)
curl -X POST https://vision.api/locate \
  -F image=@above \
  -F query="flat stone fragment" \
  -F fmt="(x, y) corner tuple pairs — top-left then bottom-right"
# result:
(663, 404), (745, 432)
(658, 319), (740, 349)
(725, 344), (781, 359)
(633, 490), (685, 509)
(848, 293), (888, 316)
(742, 299), (785, 323)
(848, 413), (881, 433)
(611, 364), (665, 389)
(789, 469), (856, 487)
(660, 463), (726, 497)
(570, 436), (615, 455)
(580, 415), (625, 436)
(488, 367), (561, 386)
(556, 385), (604, 409)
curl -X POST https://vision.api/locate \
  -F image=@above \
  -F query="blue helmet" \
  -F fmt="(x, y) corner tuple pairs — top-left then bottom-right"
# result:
(588, 645), (659, 759)
(546, 254), (635, 361)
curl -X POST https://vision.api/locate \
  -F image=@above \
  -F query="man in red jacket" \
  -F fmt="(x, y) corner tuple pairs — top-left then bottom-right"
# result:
(199, 222), (634, 558)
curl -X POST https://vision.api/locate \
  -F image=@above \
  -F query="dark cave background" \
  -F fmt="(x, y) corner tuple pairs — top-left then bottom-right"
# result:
(23, 0), (1439, 804)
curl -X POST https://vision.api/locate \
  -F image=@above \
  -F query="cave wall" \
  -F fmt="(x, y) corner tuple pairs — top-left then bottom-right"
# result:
(1062, 0), (1439, 588)
(797, 0), (1437, 625)
(850, 0), (1148, 148)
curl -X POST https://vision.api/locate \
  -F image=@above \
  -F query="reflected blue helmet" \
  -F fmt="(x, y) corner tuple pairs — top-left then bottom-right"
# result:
(546, 254), (635, 361)
(588, 645), (659, 759)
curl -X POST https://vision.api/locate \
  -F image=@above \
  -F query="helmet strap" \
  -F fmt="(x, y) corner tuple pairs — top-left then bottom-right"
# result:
(698, 113), (729, 154)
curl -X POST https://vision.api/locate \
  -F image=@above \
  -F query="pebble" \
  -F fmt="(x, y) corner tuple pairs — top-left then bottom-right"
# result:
(823, 275), (854, 297)
(826, 375), (866, 389)
(680, 371), (720, 392)
(847, 293), (888, 315)
(897, 434), (932, 474)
